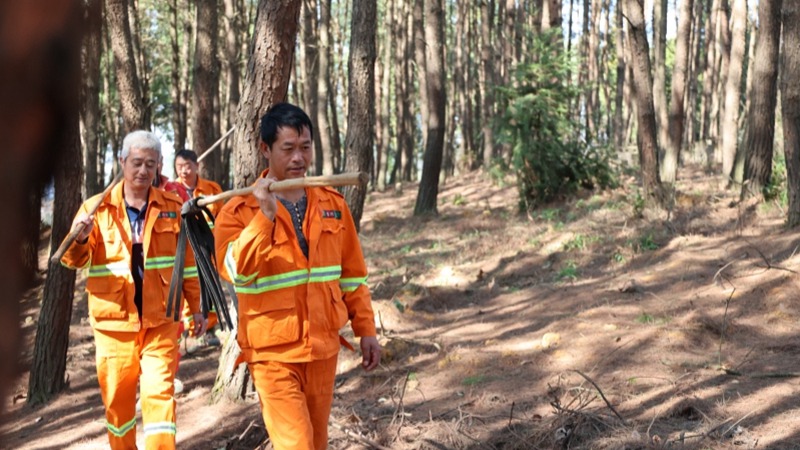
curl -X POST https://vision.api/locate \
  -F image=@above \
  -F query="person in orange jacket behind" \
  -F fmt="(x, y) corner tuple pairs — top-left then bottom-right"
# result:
(62, 130), (207, 450)
(173, 148), (224, 342)
(213, 103), (381, 450)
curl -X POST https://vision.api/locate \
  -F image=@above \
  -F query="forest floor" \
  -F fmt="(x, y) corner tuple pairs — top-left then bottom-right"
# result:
(3, 164), (800, 449)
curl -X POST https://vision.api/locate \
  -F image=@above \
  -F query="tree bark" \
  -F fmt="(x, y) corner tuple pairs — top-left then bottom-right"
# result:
(192, 0), (221, 180)
(700, 0), (719, 142)
(81, 0), (103, 197)
(742, 0), (783, 199)
(414, 0), (446, 216)
(712, 0), (731, 151)
(661, 0), (694, 184)
(217, 0), (301, 402)
(782, 1), (800, 226)
(107, 0), (146, 132)
(28, 113), (82, 405)
(480, 0), (494, 167)
(169, 0), (187, 152)
(300, 0), (322, 175)
(376, 0), (393, 190)
(652, 0), (668, 156)
(231, 0), (301, 189)
(342, 0), (376, 229)
(614, 0), (627, 148)
(719, 0), (747, 182)
(316, 0), (336, 175)
(413, 0), (429, 149)
(220, 0), (241, 189)
(623, 0), (662, 204)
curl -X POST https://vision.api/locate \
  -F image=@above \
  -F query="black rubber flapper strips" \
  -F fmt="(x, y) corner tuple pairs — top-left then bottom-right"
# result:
(166, 198), (233, 331)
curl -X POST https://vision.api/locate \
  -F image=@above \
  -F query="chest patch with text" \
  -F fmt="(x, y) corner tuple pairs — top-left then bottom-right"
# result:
(321, 210), (342, 220)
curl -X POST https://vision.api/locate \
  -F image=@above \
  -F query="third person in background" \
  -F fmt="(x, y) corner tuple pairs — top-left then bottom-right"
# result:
(173, 148), (226, 348)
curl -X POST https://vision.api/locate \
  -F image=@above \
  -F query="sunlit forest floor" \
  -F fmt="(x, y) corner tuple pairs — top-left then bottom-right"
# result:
(4, 164), (800, 449)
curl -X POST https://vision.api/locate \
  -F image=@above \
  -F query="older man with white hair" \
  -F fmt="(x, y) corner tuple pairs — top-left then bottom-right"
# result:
(61, 130), (206, 449)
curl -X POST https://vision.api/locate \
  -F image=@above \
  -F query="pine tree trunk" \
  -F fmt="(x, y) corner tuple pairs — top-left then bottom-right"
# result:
(623, 0), (662, 204)
(700, 0), (719, 142)
(81, 0), (103, 197)
(414, 0), (446, 216)
(413, 0), (429, 150)
(169, 0), (186, 152)
(712, 0), (731, 152)
(390, 0), (407, 185)
(231, 0), (300, 189)
(661, 0), (693, 184)
(28, 96), (83, 406)
(316, 0), (336, 175)
(300, 0), (322, 175)
(719, 0), (748, 183)
(782, 0), (800, 226)
(220, 0), (241, 189)
(107, 0), (146, 132)
(742, 0), (783, 199)
(342, 0), (376, 229)
(653, 0), (668, 156)
(480, 0), (494, 168)
(193, 0), (221, 180)
(614, 0), (627, 148)
(376, 0), (393, 190)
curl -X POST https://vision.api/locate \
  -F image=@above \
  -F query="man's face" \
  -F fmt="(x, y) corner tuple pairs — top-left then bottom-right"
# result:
(122, 147), (159, 189)
(175, 156), (198, 187)
(260, 126), (312, 181)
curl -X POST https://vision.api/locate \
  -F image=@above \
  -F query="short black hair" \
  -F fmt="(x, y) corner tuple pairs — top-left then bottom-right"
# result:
(259, 102), (314, 147)
(174, 149), (198, 163)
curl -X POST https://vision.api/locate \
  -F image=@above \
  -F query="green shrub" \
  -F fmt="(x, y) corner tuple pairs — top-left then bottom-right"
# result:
(497, 30), (616, 212)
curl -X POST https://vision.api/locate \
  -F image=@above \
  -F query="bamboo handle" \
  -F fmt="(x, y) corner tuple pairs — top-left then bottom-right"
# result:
(49, 171), (124, 265)
(196, 172), (368, 207)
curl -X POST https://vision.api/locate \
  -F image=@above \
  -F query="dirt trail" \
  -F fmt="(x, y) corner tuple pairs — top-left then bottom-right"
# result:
(3, 166), (800, 449)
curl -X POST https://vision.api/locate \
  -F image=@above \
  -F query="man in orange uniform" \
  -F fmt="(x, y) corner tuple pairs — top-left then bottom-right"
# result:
(214, 103), (381, 450)
(62, 130), (207, 450)
(173, 149), (224, 219)
(174, 148), (224, 343)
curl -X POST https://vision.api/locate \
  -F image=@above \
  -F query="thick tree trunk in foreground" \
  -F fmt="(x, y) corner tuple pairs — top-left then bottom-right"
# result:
(231, 0), (300, 189)
(220, 0), (301, 402)
(28, 114), (82, 405)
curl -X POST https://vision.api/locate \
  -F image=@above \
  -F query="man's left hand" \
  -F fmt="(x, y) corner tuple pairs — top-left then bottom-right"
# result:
(192, 313), (208, 337)
(360, 336), (381, 371)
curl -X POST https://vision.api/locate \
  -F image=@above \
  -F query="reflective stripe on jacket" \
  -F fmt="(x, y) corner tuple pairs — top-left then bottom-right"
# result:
(61, 182), (201, 332)
(213, 170), (377, 363)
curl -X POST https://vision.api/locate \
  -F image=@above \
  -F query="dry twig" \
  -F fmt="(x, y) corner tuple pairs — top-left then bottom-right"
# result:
(571, 370), (627, 426)
(330, 420), (391, 450)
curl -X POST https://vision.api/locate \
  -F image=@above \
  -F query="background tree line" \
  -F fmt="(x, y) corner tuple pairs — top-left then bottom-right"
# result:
(26, 0), (800, 403)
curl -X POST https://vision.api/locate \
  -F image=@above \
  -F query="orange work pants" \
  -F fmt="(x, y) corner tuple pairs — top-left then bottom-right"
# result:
(249, 355), (339, 450)
(93, 321), (180, 450)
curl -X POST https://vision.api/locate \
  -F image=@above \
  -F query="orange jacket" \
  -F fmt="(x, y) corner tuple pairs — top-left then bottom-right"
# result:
(61, 182), (201, 332)
(189, 177), (224, 218)
(214, 170), (377, 363)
